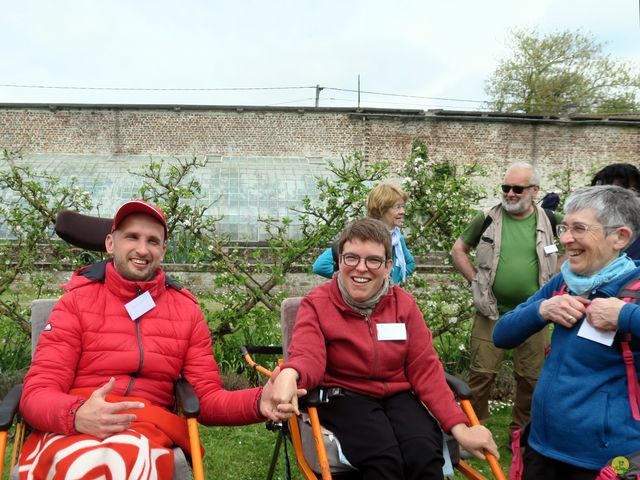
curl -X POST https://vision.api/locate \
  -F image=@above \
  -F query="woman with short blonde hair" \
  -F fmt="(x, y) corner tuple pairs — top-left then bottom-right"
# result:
(313, 182), (415, 284)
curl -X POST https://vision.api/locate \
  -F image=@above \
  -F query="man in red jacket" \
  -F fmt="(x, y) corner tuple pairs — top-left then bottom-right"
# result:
(18, 199), (299, 479)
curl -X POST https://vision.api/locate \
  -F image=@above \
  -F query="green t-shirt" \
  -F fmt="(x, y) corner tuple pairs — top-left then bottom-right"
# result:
(461, 209), (562, 314)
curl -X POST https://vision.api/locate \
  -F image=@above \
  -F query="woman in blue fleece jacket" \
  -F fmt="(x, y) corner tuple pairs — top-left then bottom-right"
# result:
(493, 185), (640, 480)
(313, 183), (415, 284)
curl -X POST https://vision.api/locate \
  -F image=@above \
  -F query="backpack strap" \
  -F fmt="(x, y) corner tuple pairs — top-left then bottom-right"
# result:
(619, 279), (640, 302)
(595, 465), (620, 480)
(480, 208), (557, 238)
(621, 336), (640, 421)
(552, 283), (568, 297)
(479, 215), (493, 237)
(508, 427), (526, 480)
(543, 209), (558, 239)
(618, 278), (640, 421)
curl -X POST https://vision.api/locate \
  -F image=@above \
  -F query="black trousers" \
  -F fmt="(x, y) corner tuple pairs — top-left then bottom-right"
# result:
(523, 445), (600, 480)
(316, 390), (444, 480)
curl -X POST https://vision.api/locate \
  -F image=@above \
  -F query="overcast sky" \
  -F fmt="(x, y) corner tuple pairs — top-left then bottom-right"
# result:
(1, 0), (638, 110)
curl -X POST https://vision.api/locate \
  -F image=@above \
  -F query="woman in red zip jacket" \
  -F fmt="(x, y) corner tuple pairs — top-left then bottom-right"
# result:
(271, 218), (498, 479)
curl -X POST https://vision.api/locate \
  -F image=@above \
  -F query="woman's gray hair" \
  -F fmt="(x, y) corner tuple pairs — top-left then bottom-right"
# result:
(564, 185), (640, 239)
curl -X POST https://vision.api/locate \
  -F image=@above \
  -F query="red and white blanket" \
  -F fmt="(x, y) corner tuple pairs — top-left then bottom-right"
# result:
(18, 389), (199, 480)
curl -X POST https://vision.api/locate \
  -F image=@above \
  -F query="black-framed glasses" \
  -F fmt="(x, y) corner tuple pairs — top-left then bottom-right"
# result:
(341, 253), (385, 270)
(556, 223), (621, 238)
(501, 184), (536, 194)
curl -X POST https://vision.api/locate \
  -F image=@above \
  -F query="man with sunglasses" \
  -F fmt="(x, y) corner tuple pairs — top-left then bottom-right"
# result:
(451, 162), (563, 446)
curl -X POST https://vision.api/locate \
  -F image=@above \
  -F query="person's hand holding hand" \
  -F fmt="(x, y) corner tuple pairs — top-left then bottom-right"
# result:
(259, 367), (307, 422)
(450, 424), (499, 460)
(539, 294), (590, 328)
(74, 377), (144, 439)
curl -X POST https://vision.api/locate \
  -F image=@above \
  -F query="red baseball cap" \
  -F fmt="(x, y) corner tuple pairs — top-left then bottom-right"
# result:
(111, 199), (168, 239)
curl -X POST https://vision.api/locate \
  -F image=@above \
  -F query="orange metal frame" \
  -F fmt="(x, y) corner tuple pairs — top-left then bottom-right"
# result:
(187, 418), (205, 480)
(242, 350), (506, 480)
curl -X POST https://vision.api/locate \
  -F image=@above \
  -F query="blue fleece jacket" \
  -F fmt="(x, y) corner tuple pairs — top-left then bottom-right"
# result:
(493, 266), (640, 470)
(312, 233), (415, 285)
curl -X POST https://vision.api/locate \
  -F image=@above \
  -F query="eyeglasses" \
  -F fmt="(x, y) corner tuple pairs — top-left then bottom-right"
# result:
(501, 184), (536, 194)
(556, 223), (621, 238)
(341, 253), (386, 270)
(390, 203), (406, 211)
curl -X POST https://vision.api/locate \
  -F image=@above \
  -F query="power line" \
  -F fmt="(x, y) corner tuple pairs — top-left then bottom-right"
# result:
(0, 82), (633, 113)
(325, 87), (486, 104)
(322, 96), (483, 110)
(0, 83), (316, 92)
(266, 97), (315, 106)
(0, 82), (488, 105)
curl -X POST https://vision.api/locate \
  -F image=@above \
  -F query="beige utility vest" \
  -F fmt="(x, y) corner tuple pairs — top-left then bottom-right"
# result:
(471, 204), (558, 320)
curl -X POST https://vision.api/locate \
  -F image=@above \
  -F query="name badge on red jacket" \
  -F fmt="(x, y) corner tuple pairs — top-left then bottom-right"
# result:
(125, 291), (156, 320)
(377, 323), (407, 341)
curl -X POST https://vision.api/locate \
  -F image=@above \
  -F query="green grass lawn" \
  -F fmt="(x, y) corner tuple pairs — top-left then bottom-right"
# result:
(201, 403), (513, 479)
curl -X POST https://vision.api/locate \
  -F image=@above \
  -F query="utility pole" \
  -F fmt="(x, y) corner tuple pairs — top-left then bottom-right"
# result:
(315, 84), (324, 107)
(357, 75), (361, 109)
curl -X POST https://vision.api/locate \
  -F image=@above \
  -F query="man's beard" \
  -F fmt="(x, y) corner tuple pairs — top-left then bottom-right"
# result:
(501, 193), (532, 214)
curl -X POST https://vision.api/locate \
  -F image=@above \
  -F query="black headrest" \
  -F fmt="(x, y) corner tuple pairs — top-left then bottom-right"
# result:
(55, 210), (113, 252)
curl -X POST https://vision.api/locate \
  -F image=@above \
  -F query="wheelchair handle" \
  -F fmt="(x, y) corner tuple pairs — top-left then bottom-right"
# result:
(239, 346), (274, 378)
(460, 399), (506, 480)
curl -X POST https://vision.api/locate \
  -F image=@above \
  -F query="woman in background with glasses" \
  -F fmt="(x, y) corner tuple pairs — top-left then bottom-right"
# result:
(312, 182), (416, 284)
(270, 218), (498, 479)
(494, 185), (640, 480)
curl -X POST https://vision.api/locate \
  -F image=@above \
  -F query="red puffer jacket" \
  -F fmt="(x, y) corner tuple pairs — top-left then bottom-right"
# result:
(281, 278), (468, 432)
(20, 260), (262, 435)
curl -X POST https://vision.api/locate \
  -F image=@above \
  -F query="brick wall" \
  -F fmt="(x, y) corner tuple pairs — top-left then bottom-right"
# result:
(1, 104), (638, 193)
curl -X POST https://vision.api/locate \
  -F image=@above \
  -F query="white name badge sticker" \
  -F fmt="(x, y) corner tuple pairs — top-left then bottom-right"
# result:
(577, 318), (616, 347)
(377, 323), (407, 341)
(544, 244), (559, 255)
(125, 291), (156, 321)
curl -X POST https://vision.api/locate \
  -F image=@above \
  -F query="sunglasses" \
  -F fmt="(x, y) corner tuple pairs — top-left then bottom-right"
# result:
(501, 184), (535, 194)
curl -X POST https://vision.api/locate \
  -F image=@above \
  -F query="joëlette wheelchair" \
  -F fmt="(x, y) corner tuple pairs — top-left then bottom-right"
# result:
(0, 210), (205, 480)
(241, 296), (506, 480)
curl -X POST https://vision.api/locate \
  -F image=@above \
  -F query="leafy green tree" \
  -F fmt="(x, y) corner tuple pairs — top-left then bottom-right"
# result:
(106, 153), (390, 375)
(398, 140), (485, 372)
(0, 145), (485, 378)
(485, 28), (640, 115)
(400, 140), (485, 254)
(204, 152), (389, 366)
(0, 150), (93, 334)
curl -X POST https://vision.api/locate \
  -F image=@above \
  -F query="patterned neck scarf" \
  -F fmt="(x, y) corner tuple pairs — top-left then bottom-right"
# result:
(390, 227), (407, 282)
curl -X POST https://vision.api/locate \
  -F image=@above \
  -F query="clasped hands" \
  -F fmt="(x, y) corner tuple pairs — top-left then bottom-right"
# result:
(260, 367), (307, 422)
